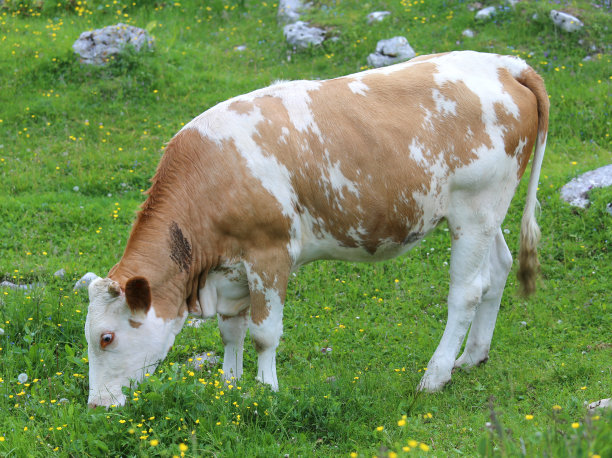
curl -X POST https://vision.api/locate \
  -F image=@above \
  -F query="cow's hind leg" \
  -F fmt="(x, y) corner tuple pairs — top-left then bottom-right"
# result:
(455, 228), (512, 369)
(418, 226), (496, 392)
(218, 309), (249, 382)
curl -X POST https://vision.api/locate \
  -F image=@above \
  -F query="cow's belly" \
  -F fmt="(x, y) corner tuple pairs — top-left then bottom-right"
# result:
(292, 210), (440, 268)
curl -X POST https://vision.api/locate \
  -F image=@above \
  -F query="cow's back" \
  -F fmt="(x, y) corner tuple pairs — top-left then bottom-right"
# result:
(182, 51), (539, 263)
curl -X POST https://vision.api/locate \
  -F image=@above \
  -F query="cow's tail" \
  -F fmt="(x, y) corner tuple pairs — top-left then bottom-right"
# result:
(515, 66), (549, 296)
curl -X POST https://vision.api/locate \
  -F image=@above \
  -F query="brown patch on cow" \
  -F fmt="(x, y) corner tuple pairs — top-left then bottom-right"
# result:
(228, 100), (255, 115)
(515, 67), (550, 179)
(496, 68), (539, 179)
(250, 302), (270, 326)
(248, 250), (290, 326)
(128, 318), (143, 328)
(169, 221), (192, 273)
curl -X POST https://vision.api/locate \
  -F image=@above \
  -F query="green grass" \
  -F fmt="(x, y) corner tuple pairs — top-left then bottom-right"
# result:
(1, 0), (611, 456)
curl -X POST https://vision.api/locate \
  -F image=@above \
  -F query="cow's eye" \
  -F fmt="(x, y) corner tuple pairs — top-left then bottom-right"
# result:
(100, 332), (115, 348)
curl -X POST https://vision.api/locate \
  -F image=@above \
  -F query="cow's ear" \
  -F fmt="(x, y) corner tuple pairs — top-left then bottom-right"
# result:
(125, 277), (151, 315)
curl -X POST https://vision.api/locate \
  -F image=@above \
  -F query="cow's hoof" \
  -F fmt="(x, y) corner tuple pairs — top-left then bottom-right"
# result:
(454, 353), (489, 370)
(417, 373), (450, 393)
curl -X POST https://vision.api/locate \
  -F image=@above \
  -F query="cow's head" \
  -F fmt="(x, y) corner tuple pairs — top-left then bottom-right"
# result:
(85, 276), (186, 408)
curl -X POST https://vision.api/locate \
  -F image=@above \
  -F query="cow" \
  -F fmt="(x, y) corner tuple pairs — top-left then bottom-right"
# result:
(85, 51), (549, 408)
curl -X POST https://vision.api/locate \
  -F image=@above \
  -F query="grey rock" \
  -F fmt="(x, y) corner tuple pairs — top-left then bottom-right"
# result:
(367, 36), (416, 68)
(550, 10), (584, 32)
(277, 0), (312, 24)
(190, 352), (220, 370)
(186, 318), (208, 328)
(73, 23), (154, 65)
(1, 281), (42, 290)
(587, 398), (611, 410)
(560, 164), (612, 208)
(284, 21), (326, 49)
(367, 11), (391, 24)
(54, 268), (66, 279)
(475, 6), (497, 20)
(462, 29), (476, 38)
(74, 272), (99, 291)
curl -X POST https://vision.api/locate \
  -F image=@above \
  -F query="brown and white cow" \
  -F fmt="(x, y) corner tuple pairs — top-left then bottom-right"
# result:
(85, 51), (548, 407)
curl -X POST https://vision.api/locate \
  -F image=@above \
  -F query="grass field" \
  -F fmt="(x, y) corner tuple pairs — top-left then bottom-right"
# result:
(1, 0), (611, 456)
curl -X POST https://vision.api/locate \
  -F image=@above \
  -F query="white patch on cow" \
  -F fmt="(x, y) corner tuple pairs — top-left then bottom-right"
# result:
(322, 150), (360, 200)
(198, 264), (250, 318)
(348, 79), (370, 96)
(409, 138), (427, 165)
(466, 126), (474, 140)
(514, 137), (528, 157)
(279, 126), (290, 144)
(408, 153), (449, 233)
(85, 278), (187, 407)
(263, 80), (324, 141)
(432, 89), (457, 116)
(421, 106), (435, 132)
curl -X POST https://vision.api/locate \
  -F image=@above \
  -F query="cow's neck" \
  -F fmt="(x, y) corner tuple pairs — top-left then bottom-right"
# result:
(108, 205), (206, 320)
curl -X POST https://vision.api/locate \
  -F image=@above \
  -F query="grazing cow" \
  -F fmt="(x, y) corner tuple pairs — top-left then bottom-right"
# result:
(85, 51), (548, 407)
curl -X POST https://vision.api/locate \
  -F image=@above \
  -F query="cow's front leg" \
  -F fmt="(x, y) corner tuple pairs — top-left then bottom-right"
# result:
(218, 309), (249, 382)
(244, 253), (290, 392)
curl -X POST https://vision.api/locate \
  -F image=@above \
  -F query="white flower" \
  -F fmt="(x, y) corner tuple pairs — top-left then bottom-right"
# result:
(18, 373), (28, 383)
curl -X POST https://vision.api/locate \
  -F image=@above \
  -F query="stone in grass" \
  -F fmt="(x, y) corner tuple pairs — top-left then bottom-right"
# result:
(283, 21), (326, 49)
(74, 272), (99, 291)
(367, 11), (391, 24)
(186, 318), (208, 328)
(587, 398), (611, 411)
(277, 0), (312, 25)
(1, 281), (41, 290)
(550, 10), (584, 33)
(559, 164), (612, 208)
(475, 6), (497, 20)
(73, 23), (154, 66)
(54, 268), (66, 279)
(367, 36), (416, 68)
(190, 352), (220, 371)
